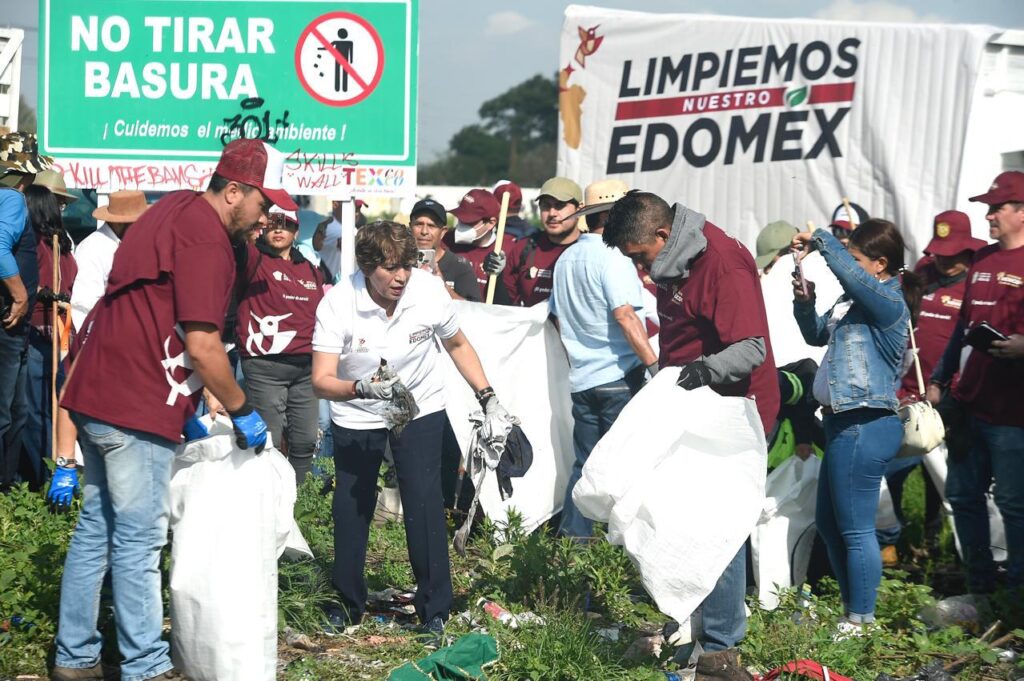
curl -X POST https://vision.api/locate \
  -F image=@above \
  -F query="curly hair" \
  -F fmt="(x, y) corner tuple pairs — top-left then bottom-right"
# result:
(355, 220), (418, 272)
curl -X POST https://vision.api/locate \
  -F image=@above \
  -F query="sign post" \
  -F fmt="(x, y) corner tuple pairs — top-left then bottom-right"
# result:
(39, 0), (418, 197)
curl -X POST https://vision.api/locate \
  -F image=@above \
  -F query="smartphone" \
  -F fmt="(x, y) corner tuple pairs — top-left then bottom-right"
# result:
(792, 253), (808, 297)
(965, 322), (1009, 351)
(417, 248), (437, 273)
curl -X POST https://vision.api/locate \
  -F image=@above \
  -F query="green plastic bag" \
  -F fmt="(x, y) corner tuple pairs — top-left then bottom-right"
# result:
(388, 633), (499, 681)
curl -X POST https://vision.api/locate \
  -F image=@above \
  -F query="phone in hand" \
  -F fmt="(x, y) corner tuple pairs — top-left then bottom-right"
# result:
(792, 253), (808, 298)
(965, 321), (1009, 351)
(417, 248), (437, 274)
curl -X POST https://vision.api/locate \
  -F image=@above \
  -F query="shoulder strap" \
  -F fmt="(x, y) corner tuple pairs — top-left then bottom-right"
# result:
(908, 320), (925, 395)
(517, 232), (543, 270)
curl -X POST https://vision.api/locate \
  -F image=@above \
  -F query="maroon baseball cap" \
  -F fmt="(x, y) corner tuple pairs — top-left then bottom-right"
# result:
(215, 139), (297, 211)
(969, 171), (1024, 205)
(923, 210), (986, 257)
(449, 188), (499, 224)
(492, 180), (523, 213)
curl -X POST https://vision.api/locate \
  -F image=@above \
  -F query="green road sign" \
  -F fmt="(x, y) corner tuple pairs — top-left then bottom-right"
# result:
(39, 0), (418, 195)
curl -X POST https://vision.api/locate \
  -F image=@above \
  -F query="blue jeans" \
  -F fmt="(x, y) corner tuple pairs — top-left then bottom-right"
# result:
(876, 455), (922, 546)
(0, 328), (28, 491)
(699, 546), (747, 651)
(946, 418), (1024, 592)
(558, 366), (644, 538)
(55, 416), (175, 681)
(818, 408), (901, 619)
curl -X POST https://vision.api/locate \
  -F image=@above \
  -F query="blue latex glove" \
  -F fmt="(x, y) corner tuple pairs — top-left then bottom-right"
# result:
(229, 402), (267, 454)
(47, 466), (79, 512)
(183, 415), (210, 442)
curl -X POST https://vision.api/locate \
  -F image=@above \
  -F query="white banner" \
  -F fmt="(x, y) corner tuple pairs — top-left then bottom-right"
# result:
(558, 6), (996, 254)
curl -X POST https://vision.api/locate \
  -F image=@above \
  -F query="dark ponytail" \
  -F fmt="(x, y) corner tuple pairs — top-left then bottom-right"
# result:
(849, 219), (923, 324)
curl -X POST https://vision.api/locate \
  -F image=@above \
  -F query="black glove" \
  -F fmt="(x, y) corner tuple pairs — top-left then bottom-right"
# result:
(483, 251), (507, 276)
(676, 361), (713, 390)
(36, 287), (70, 305)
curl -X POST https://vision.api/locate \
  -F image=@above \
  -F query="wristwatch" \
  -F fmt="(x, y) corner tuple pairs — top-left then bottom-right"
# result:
(56, 456), (77, 468)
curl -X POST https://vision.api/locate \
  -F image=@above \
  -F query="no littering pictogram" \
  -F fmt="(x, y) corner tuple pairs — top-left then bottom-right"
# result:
(294, 12), (384, 107)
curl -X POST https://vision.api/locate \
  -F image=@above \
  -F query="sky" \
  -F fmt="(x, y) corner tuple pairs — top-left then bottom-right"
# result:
(4, 0), (1023, 160)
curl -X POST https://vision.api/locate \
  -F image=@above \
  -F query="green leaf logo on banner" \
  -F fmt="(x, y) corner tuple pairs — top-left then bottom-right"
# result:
(786, 86), (809, 107)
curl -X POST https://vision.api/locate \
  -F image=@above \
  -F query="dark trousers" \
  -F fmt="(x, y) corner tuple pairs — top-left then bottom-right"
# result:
(25, 329), (65, 488)
(241, 355), (318, 485)
(0, 328), (29, 491)
(331, 410), (452, 624)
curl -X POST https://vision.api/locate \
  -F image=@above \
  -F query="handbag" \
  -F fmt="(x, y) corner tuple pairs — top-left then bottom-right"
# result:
(897, 320), (945, 458)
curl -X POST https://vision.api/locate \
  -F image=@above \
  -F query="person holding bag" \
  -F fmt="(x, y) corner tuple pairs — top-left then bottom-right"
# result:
(311, 221), (512, 647)
(791, 219), (921, 635)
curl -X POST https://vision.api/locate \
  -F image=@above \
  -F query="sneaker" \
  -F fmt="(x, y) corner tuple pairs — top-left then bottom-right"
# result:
(418, 615), (446, 650)
(832, 617), (877, 641)
(50, 664), (104, 681)
(694, 648), (754, 681)
(881, 545), (898, 568)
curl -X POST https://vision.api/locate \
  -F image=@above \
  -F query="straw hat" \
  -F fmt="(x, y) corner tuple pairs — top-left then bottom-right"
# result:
(33, 169), (78, 204)
(92, 191), (150, 223)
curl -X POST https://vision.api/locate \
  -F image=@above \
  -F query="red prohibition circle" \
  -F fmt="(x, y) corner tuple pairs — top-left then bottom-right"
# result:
(294, 11), (385, 107)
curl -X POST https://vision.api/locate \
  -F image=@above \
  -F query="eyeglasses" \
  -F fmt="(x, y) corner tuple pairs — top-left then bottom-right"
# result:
(267, 214), (297, 231)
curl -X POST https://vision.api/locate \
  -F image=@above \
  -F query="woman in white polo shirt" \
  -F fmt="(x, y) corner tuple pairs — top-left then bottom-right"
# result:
(311, 220), (509, 642)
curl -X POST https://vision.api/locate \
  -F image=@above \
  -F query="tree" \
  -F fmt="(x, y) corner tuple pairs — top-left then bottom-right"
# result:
(420, 73), (557, 186)
(17, 95), (36, 133)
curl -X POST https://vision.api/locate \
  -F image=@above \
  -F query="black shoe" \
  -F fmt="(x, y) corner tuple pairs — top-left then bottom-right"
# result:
(418, 615), (446, 650)
(322, 604), (357, 635)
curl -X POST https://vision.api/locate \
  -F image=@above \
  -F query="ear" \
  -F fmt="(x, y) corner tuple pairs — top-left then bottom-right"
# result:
(654, 226), (671, 242)
(876, 256), (889, 274)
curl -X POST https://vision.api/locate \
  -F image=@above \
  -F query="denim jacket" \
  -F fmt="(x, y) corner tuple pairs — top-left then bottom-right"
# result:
(793, 229), (909, 414)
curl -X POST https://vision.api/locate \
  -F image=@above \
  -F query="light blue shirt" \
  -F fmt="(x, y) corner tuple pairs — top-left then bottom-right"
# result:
(549, 233), (645, 393)
(0, 189), (28, 279)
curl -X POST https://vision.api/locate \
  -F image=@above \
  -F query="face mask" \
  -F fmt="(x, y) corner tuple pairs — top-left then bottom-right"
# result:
(453, 221), (482, 245)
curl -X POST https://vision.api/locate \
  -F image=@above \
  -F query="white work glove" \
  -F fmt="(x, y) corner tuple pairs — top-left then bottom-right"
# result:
(481, 397), (513, 456)
(355, 373), (399, 400)
(483, 251), (507, 276)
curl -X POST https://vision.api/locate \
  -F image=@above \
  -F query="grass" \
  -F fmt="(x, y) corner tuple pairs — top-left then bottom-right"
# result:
(3, 459), (1024, 680)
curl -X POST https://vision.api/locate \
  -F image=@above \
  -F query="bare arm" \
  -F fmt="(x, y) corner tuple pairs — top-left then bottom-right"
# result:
(612, 304), (657, 367)
(312, 351), (360, 401)
(183, 322), (246, 412)
(441, 330), (490, 393)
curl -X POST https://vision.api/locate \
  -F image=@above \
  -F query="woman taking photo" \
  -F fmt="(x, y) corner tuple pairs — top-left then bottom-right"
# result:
(312, 221), (511, 644)
(791, 219), (921, 634)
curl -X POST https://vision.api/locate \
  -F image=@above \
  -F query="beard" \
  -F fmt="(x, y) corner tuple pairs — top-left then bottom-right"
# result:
(227, 205), (258, 244)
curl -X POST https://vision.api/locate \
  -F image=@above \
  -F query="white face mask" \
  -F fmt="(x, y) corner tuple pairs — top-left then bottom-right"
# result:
(453, 221), (484, 245)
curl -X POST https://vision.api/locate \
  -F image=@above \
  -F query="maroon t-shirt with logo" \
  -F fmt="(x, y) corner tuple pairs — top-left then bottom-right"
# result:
(899, 258), (966, 399)
(953, 244), (1024, 426)
(656, 222), (780, 435)
(502, 233), (574, 306)
(441, 231), (517, 300)
(236, 243), (324, 357)
(62, 192), (235, 443)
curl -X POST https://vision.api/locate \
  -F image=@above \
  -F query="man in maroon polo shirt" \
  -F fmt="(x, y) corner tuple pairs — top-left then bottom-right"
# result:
(51, 139), (295, 681)
(441, 188), (516, 301)
(501, 176), (583, 307)
(602, 190), (779, 666)
(928, 171), (1024, 595)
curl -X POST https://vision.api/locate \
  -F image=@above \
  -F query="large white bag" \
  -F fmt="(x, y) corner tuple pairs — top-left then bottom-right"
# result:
(751, 456), (819, 610)
(572, 370), (767, 625)
(169, 418), (311, 681)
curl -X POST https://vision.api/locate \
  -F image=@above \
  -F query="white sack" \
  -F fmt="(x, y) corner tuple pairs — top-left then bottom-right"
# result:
(443, 301), (575, 534)
(761, 251), (843, 367)
(169, 418), (310, 681)
(921, 444), (1007, 563)
(573, 370), (766, 624)
(752, 455), (819, 610)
